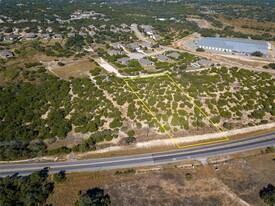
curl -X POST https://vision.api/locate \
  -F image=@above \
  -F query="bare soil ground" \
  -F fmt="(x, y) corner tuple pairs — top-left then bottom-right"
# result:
(46, 151), (275, 206)
(51, 60), (96, 80)
(186, 17), (213, 29)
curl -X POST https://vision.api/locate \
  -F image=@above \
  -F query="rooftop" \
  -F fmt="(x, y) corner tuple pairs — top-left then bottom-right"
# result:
(198, 37), (268, 55)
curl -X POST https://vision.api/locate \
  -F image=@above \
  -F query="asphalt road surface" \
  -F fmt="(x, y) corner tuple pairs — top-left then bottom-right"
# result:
(1, 132), (275, 176)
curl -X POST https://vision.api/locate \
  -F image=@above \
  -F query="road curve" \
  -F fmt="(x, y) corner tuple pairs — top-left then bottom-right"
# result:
(1, 132), (275, 176)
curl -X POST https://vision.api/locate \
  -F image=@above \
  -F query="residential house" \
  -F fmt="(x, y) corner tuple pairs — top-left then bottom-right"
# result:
(53, 34), (63, 39)
(196, 59), (212, 67)
(99, 25), (106, 30)
(139, 58), (154, 66)
(18, 19), (28, 23)
(108, 50), (124, 56)
(167, 52), (180, 59)
(67, 26), (75, 31)
(140, 25), (153, 35)
(41, 33), (51, 39)
(151, 34), (160, 40)
(46, 27), (53, 33)
(120, 24), (128, 29)
(68, 33), (76, 38)
(117, 57), (130, 65)
(88, 24), (97, 30)
(27, 34), (37, 39)
(141, 41), (153, 48)
(4, 35), (18, 41)
(0, 50), (14, 58)
(111, 42), (122, 49)
(89, 31), (96, 36)
(128, 42), (140, 50)
(79, 31), (87, 38)
(156, 55), (170, 62)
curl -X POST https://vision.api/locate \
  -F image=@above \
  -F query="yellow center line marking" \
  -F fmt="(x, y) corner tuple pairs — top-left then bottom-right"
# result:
(124, 73), (229, 149)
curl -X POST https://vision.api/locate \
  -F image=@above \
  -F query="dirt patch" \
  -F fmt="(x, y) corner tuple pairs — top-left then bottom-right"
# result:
(51, 60), (96, 80)
(187, 17), (213, 29)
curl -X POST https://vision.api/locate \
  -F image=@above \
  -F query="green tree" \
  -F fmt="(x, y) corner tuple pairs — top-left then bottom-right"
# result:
(53, 170), (66, 183)
(75, 188), (111, 206)
(259, 184), (275, 206)
(251, 51), (263, 57)
(127, 130), (135, 137)
(196, 47), (205, 52)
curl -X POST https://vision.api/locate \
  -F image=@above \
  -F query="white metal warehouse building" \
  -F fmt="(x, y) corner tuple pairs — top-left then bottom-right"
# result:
(197, 37), (269, 56)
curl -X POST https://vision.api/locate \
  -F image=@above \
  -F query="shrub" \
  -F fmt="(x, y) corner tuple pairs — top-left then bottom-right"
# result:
(57, 62), (65, 66)
(127, 130), (135, 137)
(259, 184), (275, 206)
(124, 136), (136, 144)
(185, 173), (192, 181)
(53, 170), (66, 183)
(91, 67), (101, 76)
(251, 51), (263, 57)
(196, 47), (205, 52)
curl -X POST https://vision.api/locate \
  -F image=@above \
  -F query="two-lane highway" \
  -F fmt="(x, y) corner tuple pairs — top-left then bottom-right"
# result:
(1, 132), (275, 176)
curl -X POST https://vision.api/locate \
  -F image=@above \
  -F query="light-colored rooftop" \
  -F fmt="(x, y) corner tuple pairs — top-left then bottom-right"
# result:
(198, 37), (268, 55)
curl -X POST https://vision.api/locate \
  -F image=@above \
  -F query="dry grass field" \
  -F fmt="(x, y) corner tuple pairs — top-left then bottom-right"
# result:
(51, 60), (97, 80)
(46, 151), (275, 206)
(218, 17), (275, 35)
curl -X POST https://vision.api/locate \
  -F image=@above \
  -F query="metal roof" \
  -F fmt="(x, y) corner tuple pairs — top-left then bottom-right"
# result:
(198, 37), (268, 55)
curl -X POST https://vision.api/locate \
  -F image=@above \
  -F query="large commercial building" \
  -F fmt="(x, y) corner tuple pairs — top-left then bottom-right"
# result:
(197, 37), (269, 56)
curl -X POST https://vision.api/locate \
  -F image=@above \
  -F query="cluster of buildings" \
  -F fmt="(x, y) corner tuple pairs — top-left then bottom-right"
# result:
(116, 52), (181, 66)
(108, 40), (181, 66)
(0, 10), (105, 25)
(0, 23), (134, 43)
(139, 25), (161, 40)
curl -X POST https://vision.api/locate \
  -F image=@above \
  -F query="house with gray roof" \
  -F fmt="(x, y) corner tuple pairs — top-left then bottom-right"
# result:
(140, 25), (153, 35)
(89, 31), (96, 36)
(156, 55), (170, 62)
(53, 34), (63, 39)
(128, 42), (140, 50)
(0, 50), (14, 58)
(108, 50), (124, 56)
(120, 23), (128, 29)
(68, 33), (76, 38)
(139, 58), (154, 66)
(196, 59), (212, 67)
(151, 34), (160, 40)
(41, 33), (51, 39)
(27, 34), (37, 39)
(141, 41), (153, 48)
(88, 24), (97, 30)
(79, 31), (87, 37)
(111, 42), (122, 49)
(117, 57), (130, 65)
(167, 52), (180, 59)
(99, 25), (106, 30)
(4, 35), (18, 41)
(46, 27), (53, 33)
